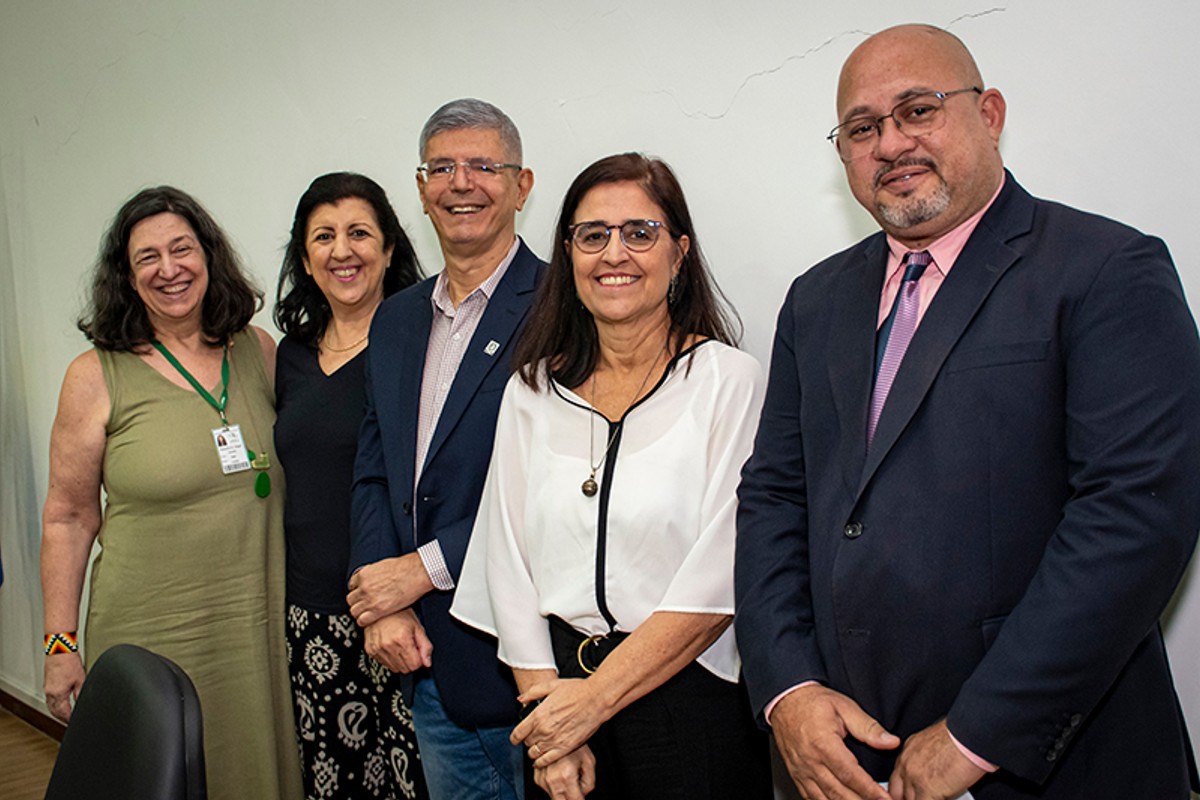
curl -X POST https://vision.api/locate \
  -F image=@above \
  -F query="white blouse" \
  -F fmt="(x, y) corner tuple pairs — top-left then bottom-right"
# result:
(451, 341), (764, 681)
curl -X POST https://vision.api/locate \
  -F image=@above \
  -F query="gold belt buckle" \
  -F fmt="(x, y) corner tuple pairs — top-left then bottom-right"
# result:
(576, 633), (607, 674)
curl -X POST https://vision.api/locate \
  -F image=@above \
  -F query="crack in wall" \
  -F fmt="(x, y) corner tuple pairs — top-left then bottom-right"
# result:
(668, 29), (871, 121)
(945, 8), (1007, 27)
(554, 7), (1007, 123)
(59, 54), (127, 151)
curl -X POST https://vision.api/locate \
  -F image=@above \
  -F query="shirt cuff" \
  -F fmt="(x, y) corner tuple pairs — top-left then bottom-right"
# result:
(764, 681), (820, 726)
(417, 541), (455, 591)
(948, 729), (998, 773)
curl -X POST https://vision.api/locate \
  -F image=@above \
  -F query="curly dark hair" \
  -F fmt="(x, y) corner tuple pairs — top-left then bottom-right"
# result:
(274, 172), (421, 345)
(77, 186), (262, 351)
(515, 152), (741, 390)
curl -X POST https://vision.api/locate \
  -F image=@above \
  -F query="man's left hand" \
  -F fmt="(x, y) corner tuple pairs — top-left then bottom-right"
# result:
(888, 720), (985, 800)
(348, 553), (434, 626)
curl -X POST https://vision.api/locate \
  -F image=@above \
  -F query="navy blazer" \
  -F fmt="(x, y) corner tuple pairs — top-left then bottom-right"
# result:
(735, 174), (1200, 798)
(350, 239), (545, 727)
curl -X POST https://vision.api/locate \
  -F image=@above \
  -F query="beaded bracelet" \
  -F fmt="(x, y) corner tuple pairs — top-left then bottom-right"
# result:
(44, 632), (79, 656)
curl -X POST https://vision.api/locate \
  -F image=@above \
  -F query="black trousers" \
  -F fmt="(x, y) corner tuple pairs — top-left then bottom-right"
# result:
(525, 618), (772, 800)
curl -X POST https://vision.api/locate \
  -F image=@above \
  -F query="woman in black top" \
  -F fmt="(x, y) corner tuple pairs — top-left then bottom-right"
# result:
(274, 172), (426, 800)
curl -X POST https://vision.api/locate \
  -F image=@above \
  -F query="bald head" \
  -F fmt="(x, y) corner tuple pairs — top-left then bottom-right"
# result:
(838, 25), (984, 119)
(833, 24), (1006, 248)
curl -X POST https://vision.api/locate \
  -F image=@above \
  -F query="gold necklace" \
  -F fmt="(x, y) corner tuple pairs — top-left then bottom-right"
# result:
(321, 330), (369, 353)
(582, 342), (668, 498)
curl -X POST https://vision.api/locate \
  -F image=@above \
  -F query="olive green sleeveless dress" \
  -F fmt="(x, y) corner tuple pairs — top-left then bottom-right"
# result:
(86, 329), (303, 800)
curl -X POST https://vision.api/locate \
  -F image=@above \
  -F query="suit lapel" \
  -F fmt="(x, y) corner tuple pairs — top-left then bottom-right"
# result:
(828, 234), (888, 493)
(857, 175), (1034, 494)
(422, 244), (539, 470)
(381, 283), (434, 489)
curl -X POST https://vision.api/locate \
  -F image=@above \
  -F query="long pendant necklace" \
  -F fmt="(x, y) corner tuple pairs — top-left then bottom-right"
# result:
(582, 341), (668, 497)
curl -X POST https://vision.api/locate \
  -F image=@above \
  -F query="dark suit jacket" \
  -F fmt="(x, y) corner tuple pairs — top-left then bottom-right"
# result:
(735, 174), (1200, 798)
(350, 239), (545, 727)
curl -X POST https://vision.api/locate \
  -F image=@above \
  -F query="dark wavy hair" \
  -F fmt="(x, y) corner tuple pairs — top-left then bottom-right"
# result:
(515, 153), (741, 390)
(274, 172), (421, 345)
(77, 186), (262, 351)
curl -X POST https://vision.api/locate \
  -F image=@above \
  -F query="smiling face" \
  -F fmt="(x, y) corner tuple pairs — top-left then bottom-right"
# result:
(836, 25), (1006, 248)
(303, 196), (393, 317)
(571, 181), (689, 332)
(128, 212), (209, 332)
(417, 127), (533, 262)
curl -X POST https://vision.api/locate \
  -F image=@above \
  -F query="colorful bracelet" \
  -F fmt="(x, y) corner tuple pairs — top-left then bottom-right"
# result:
(44, 632), (78, 656)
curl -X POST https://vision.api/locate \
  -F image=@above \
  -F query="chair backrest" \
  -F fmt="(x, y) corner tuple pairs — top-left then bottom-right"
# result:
(44, 643), (207, 800)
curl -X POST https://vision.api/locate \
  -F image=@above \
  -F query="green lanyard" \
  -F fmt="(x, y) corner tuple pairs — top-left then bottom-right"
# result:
(151, 339), (231, 425)
(150, 338), (271, 497)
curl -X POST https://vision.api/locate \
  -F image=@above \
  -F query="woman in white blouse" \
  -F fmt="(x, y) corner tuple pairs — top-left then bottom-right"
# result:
(452, 153), (772, 800)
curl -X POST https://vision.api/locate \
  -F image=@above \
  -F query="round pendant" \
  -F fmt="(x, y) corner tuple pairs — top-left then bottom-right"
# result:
(581, 477), (598, 497)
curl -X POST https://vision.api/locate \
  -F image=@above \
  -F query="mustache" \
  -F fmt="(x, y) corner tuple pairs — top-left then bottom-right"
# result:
(874, 158), (938, 189)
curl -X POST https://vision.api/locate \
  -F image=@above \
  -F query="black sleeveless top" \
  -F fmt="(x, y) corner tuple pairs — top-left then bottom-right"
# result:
(275, 335), (367, 613)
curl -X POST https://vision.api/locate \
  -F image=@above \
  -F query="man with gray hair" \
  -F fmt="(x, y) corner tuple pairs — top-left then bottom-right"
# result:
(348, 98), (544, 799)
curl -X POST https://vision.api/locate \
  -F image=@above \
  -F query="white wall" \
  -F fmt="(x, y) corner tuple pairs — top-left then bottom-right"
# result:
(2, 0), (1196, 770)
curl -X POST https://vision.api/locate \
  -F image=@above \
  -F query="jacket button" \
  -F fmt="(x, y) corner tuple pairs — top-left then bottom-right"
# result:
(844, 522), (863, 539)
(402, 502), (413, 515)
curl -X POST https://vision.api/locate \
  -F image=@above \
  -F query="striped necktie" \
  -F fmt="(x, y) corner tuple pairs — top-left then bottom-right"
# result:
(868, 250), (931, 446)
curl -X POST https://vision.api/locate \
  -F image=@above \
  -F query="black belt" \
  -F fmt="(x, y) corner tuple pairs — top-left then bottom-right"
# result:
(547, 615), (629, 678)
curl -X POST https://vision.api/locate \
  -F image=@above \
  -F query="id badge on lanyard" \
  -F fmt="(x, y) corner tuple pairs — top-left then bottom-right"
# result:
(152, 338), (272, 497)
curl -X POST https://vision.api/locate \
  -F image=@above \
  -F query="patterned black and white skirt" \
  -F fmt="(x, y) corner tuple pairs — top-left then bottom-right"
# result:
(286, 605), (429, 800)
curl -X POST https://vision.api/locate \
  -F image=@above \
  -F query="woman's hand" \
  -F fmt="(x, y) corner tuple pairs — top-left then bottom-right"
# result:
(533, 743), (596, 800)
(44, 653), (86, 723)
(513, 611), (730, 769)
(513, 677), (608, 768)
(363, 608), (433, 673)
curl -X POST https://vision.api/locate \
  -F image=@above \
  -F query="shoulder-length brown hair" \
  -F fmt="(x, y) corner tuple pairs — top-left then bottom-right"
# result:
(514, 152), (741, 389)
(77, 186), (262, 351)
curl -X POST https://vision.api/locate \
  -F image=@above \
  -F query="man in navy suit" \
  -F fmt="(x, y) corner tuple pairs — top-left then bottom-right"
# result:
(735, 24), (1200, 800)
(347, 98), (545, 800)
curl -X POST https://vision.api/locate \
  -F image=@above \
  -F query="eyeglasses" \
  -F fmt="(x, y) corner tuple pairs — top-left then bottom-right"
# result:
(567, 220), (665, 254)
(416, 159), (522, 180)
(827, 87), (982, 162)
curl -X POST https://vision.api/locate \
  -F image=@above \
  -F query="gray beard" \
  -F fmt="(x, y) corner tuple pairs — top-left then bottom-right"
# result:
(877, 180), (951, 230)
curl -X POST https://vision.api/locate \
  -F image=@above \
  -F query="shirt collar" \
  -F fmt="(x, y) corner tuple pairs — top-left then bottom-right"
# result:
(884, 173), (1006, 278)
(431, 237), (521, 315)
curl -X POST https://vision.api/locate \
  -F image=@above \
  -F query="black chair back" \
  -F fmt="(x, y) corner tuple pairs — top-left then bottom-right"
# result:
(44, 643), (206, 800)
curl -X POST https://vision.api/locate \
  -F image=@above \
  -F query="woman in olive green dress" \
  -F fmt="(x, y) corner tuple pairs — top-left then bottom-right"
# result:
(41, 186), (302, 800)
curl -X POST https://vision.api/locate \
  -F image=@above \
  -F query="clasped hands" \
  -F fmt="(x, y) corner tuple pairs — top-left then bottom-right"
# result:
(773, 685), (985, 800)
(349, 554), (435, 673)
(513, 676), (607, 800)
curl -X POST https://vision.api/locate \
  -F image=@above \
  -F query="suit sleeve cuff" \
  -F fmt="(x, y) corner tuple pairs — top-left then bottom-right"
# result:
(948, 728), (999, 773)
(418, 541), (455, 591)
(764, 681), (819, 726)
